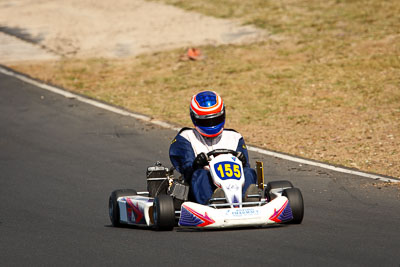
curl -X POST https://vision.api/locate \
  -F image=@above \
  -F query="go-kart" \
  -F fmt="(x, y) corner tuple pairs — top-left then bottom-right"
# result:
(108, 149), (304, 230)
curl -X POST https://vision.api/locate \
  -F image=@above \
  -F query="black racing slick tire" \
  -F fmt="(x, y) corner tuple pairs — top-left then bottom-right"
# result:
(282, 188), (304, 224)
(109, 189), (137, 227)
(265, 180), (294, 201)
(153, 194), (175, 231)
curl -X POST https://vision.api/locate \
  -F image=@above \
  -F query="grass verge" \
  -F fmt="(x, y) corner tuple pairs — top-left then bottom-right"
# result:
(11, 0), (400, 177)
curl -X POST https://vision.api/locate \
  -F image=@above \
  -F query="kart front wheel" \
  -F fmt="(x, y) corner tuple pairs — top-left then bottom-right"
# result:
(109, 189), (137, 227)
(153, 194), (175, 231)
(282, 188), (304, 224)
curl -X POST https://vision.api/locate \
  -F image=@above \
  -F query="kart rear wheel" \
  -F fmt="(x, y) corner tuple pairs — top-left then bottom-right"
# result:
(153, 194), (175, 231)
(109, 189), (137, 227)
(282, 188), (304, 224)
(265, 180), (293, 201)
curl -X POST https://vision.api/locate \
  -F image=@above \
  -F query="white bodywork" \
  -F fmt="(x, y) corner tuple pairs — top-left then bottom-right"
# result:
(118, 196), (155, 226)
(179, 196), (290, 228)
(209, 154), (245, 207)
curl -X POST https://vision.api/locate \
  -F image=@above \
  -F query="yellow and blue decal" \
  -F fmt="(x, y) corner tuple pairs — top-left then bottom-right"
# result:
(213, 161), (242, 180)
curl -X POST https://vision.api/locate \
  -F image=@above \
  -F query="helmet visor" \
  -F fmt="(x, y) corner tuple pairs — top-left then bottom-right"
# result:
(191, 110), (225, 127)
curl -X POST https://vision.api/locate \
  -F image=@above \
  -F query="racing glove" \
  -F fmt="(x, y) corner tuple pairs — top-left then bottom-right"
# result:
(236, 151), (247, 166)
(192, 152), (209, 170)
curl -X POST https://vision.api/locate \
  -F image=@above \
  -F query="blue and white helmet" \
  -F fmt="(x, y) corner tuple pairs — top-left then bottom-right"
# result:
(190, 91), (225, 137)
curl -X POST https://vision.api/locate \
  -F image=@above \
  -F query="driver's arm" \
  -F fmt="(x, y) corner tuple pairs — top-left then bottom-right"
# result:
(236, 137), (251, 168)
(169, 134), (196, 182)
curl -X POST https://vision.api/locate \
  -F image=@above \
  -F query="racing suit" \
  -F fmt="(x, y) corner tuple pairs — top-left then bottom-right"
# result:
(169, 127), (257, 204)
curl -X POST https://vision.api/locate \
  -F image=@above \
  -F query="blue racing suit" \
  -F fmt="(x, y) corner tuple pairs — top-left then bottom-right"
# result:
(169, 127), (257, 204)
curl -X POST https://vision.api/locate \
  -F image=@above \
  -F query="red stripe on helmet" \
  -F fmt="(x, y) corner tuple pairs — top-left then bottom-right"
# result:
(190, 92), (223, 116)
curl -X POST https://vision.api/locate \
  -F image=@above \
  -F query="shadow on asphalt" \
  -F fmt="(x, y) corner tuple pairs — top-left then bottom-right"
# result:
(104, 223), (289, 232)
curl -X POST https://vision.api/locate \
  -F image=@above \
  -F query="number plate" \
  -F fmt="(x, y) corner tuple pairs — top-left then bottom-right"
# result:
(214, 161), (242, 180)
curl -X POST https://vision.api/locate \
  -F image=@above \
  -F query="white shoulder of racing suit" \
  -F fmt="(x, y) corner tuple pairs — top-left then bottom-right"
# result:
(179, 128), (243, 156)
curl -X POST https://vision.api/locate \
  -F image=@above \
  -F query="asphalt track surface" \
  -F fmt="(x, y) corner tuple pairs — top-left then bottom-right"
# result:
(0, 72), (399, 266)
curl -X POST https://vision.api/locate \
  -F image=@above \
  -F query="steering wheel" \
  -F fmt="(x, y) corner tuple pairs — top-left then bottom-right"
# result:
(193, 149), (244, 171)
(206, 149), (239, 159)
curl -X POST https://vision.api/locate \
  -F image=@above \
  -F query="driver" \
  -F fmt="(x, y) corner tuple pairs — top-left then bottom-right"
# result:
(169, 91), (258, 204)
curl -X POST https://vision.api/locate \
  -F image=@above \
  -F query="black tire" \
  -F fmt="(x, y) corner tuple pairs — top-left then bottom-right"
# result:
(265, 180), (294, 201)
(153, 194), (175, 231)
(109, 189), (137, 227)
(282, 188), (304, 224)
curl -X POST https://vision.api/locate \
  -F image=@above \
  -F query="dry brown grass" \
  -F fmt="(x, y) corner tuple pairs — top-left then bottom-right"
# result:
(11, 0), (400, 178)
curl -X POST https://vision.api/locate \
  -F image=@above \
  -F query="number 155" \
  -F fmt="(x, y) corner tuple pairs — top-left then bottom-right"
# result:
(217, 164), (241, 178)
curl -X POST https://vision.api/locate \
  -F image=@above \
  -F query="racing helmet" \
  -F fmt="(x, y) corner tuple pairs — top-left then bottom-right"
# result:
(190, 91), (225, 138)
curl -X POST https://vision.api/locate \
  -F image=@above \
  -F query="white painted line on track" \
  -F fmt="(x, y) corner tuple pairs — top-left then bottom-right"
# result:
(1, 66), (398, 183)
(247, 146), (399, 183)
(0, 66), (154, 123)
